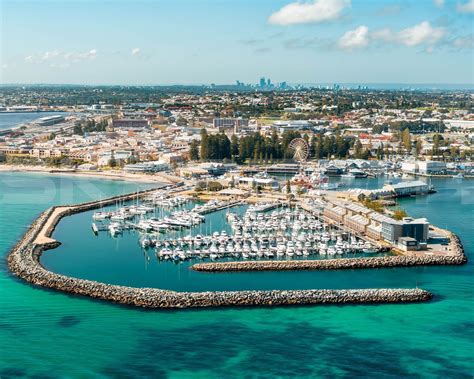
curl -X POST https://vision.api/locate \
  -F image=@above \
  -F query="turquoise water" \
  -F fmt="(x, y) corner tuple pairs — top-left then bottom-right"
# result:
(0, 112), (67, 131)
(42, 202), (387, 291)
(0, 172), (473, 377)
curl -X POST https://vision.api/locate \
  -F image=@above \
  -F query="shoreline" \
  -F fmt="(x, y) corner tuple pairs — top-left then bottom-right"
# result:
(7, 187), (437, 309)
(0, 164), (177, 184)
(0, 110), (69, 134)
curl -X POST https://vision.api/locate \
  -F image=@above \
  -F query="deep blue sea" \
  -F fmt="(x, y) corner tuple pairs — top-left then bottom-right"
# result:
(0, 172), (472, 377)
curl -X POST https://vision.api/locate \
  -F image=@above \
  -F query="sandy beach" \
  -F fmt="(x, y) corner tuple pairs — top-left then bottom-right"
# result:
(0, 164), (178, 184)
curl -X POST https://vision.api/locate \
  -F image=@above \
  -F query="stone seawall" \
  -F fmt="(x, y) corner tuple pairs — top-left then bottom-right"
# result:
(7, 187), (436, 309)
(193, 246), (467, 273)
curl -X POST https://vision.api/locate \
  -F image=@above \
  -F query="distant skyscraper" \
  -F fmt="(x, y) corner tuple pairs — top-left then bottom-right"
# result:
(259, 77), (266, 88)
(267, 78), (271, 87)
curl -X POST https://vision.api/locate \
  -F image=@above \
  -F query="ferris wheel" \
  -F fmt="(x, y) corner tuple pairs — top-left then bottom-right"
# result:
(288, 138), (309, 163)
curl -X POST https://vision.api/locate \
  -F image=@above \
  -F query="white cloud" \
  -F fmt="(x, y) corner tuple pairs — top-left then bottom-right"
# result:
(338, 25), (369, 49)
(371, 28), (393, 42)
(434, 0), (445, 7)
(337, 21), (447, 51)
(131, 48), (141, 56)
(24, 50), (60, 64)
(396, 21), (446, 46)
(41, 50), (59, 61)
(268, 0), (350, 25)
(25, 49), (97, 66)
(64, 49), (97, 62)
(457, 0), (474, 13)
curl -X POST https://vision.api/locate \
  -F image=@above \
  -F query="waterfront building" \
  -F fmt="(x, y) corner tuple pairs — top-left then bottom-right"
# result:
(98, 150), (134, 166)
(397, 237), (419, 251)
(381, 217), (429, 244)
(323, 204), (346, 223)
(194, 162), (237, 176)
(401, 160), (447, 175)
(345, 214), (370, 234)
(237, 176), (279, 190)
(344, 202), (372, 218)
(383, 181), (431, 197)
(0, 147), (31, 157)
(29, 148), (63, 159)
(322, 199), (430, 248)
(37, 115), (65, 126)
(266, 163), (300, 175)
(366, 223), (382, 240)
(324, 164), (344, 176)
(418, 161), (447, 175)
(123, 161), (168, 173)
(366, 212), (395, 240)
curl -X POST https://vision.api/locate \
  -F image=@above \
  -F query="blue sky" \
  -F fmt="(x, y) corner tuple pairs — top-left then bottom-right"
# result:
(1, 0), (473, 85)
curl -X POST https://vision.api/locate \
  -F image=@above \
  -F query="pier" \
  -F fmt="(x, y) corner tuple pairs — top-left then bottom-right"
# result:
(195, 200), (242, 215)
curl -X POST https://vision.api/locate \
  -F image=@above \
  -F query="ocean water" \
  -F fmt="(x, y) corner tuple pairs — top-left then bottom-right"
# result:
(0, 112), (66, 131)
(0, 172), (472, 377)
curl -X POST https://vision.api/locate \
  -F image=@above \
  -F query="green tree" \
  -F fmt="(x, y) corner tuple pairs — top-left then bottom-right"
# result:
(230, 134), (239, 158)
(108, 150), (117, 167)
(401, 128), (412, 151)
(393, 209), (408, 220)
(354, 140), (363, 158)
(200, 128), (208, 160)
(432, 134), (443, 157)
(189, 140), (200, 161)
(415, 139), (422, 157)
(73, 124), (83, 135)
(364, 199), (384, 213)
(322, 136), (334, 158)
(335, 135), (350, 157)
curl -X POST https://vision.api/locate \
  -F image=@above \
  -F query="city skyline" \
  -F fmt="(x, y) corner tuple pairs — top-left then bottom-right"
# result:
(1, 0), (473, 85)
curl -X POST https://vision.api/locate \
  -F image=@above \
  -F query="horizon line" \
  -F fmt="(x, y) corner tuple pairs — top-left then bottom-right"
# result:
(1, 82), (473, 88)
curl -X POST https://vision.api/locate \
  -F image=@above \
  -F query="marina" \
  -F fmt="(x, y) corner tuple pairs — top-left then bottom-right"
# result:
(88, 190), (382, 265)
(20, 175), (462, 294)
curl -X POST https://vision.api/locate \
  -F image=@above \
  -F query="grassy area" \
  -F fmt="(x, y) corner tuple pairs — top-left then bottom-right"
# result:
(256, 117), (281, 126)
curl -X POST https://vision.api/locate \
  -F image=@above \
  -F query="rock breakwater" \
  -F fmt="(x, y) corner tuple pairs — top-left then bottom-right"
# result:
(192, 248), (467, 273)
